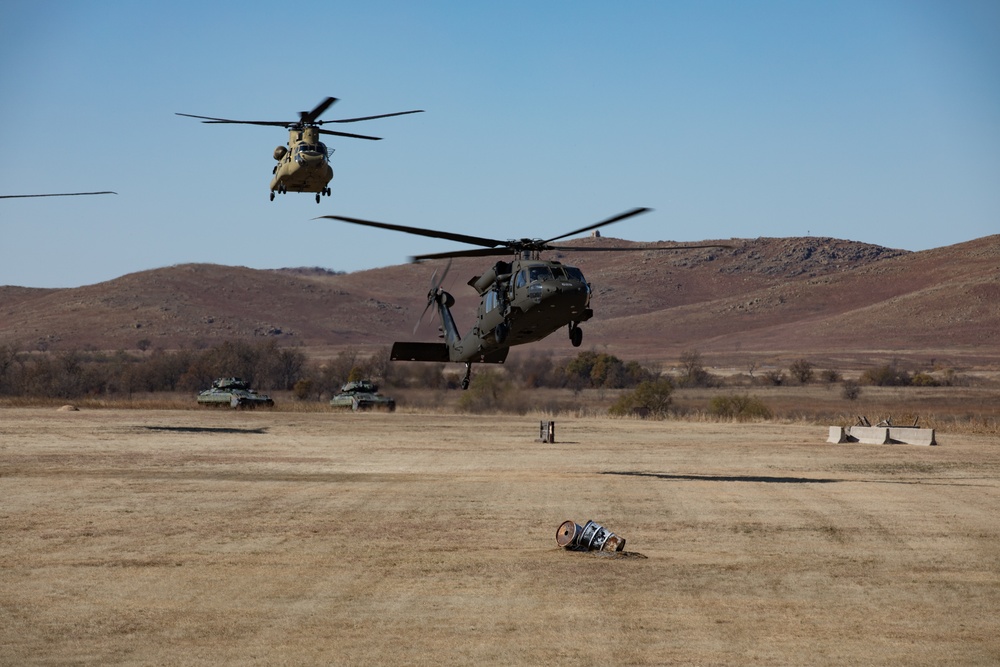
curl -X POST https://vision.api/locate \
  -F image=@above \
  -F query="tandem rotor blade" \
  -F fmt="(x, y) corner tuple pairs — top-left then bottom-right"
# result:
(317, 215), (508, 249)
(543, 207), (652, 244)
(301, 97), (337, 124)
(174, 113), (290, 127)
(327, 109), (425, 123)
(316, 128), (383, 140)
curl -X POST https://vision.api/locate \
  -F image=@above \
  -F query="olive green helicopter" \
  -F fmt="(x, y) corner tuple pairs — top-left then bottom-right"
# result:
(177, 97), (422, 203)
(321, 208), (731, 389)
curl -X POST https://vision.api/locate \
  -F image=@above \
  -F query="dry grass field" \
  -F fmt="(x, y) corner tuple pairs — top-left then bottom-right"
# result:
(2, 407), (999, 665)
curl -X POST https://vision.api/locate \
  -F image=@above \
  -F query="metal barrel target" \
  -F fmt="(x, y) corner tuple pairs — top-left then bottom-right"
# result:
(556, 519), (626, 552)
(556, 520), (581, 547)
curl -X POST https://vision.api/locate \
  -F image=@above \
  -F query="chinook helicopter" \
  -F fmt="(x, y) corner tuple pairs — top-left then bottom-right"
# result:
(321, 208), (731, 389)
(177, 97), (422, 203)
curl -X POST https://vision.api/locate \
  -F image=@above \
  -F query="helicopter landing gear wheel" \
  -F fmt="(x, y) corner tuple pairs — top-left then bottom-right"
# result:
(269, 191), (275, 201)
(316, 193), (321, 203)
(570, 324), (583, 347)
(461, 362), (472, 390)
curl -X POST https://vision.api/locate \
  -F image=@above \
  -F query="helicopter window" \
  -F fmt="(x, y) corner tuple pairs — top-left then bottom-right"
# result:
(564, 266), (586, 282)
(550, 266), (566, 279)
(484, 290), (497, 312)
(528, 267), (553, 282)
(515, 270), (527, 289)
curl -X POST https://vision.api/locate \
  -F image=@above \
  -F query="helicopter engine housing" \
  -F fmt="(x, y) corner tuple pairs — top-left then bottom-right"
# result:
(273, 145), (288, 161)
(471, 270), (497, 295)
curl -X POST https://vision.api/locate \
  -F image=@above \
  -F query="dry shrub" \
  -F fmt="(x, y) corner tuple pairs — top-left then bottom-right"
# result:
(708, 393), (773, 421)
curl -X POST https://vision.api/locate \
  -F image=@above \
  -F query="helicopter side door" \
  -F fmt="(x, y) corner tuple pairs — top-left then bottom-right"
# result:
(478, 286), (507, 342)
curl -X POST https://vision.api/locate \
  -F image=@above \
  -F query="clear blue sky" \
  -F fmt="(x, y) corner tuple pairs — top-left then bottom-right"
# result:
(2, 0), (998, 288)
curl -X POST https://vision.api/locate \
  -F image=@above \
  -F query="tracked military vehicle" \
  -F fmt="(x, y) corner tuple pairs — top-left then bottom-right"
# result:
(197, 377), (274, 409)
(329, 380), (396, 411)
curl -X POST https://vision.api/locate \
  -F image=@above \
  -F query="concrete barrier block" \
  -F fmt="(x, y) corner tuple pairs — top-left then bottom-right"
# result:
(827, 426), (849, 443)
(848, 426), (890, 444)
(888, 428), (937, 446)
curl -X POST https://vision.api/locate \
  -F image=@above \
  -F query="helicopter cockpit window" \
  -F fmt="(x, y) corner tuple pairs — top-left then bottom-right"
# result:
(564, 266), (586, 283)
(515, 270), (527, 289)
(528, 267), (553, 282)
(550, 265), (566, 279)
(484, 290), (498, 312)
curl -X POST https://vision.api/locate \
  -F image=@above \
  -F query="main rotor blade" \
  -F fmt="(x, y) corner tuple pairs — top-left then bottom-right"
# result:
(317, 215), (508, 249)
(328, 109), (425, 123)
(316, 128), (383, 140)
(301, 97), (337, 124)
(543, 207), (652, 244)
(410, 247), (513, 263)
(546, 242), (734, 252)
(0, 191), (117, 199)
(175, 113), (289, 127)
(432, 259), (453, 290)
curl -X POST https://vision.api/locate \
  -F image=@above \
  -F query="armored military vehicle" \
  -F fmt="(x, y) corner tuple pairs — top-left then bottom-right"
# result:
(197, 378), (274, 409)
(329, 380), (396, 411)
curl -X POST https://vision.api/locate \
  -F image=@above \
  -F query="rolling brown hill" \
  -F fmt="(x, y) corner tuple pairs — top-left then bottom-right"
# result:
(2, 235), (998, 368)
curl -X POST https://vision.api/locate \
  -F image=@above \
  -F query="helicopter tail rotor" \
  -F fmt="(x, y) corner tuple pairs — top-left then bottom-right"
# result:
(414, 260), (452, 334)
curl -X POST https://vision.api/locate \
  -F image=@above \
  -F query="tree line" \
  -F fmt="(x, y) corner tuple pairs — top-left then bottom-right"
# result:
(0, 339), (957, 401)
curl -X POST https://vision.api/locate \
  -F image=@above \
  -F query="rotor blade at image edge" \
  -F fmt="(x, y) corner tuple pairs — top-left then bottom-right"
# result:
(317, 216), (508, 249)
(0, 191), (117, 198)
(329, 110), (424, 123)
(544, 207), (652, 244)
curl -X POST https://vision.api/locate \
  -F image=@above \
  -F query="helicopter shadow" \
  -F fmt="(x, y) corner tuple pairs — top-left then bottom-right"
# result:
(602, 471), (840, 484)
(143, 426), (268, 435)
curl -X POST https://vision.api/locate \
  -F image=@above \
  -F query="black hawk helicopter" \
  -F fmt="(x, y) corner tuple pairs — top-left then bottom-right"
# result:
(177, 97), (422, 203)
(321, 208), (732, 389)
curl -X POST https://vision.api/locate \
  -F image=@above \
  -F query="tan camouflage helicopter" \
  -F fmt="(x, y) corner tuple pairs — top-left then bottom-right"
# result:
(177, 97), (422, 203)
(322, 208), (731, 389)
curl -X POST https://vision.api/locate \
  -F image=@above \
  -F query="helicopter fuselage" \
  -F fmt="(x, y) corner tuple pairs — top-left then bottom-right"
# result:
(448, 258), (592, 363)
(271, 127), (334, 199)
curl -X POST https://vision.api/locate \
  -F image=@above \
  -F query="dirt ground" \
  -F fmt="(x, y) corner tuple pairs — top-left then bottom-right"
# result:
(1, 407), (998, 666)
